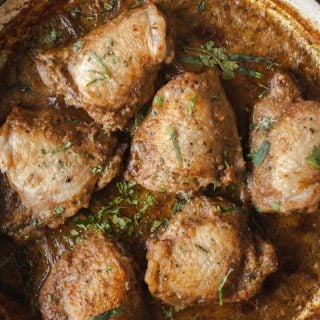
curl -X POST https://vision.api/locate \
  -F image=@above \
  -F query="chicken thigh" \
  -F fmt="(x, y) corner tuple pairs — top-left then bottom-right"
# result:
(39, 232), (142, 320)
(0, 106), (125, 234)
(125, 70), (245, 196)
(249, 73), (320, 214)
(36, 3), (174, 130)
(145, 196), (277, 309)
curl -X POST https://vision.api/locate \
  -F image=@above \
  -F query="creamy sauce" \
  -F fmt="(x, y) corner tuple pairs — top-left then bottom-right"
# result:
(1, 0), (320, 319)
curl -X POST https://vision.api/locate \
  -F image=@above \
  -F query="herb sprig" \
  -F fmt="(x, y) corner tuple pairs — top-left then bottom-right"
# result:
(91, 306), (123, 320)
(86, 52), (111, 87)
(306, 146), (320, 169)
(169, 126), (183, 164)
(249, 140), (270, 166)
(218, 268), (234, 305)
(180, 41), (278, 80)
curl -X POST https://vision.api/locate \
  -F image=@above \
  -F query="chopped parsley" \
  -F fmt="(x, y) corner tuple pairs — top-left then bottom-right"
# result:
(172, 200), (186, 215)
(154, 95), (164, 107)
(180, 41), (277, 80)
(169, 126), (183, 164)
(151, 219), (162, 232)
(92, 166), (105, 175)
(51, 141), (73, 154)
(41, 148), (47, 155)
(74, 181), (155, 236)
(130, 0), (144, 9)
(91, 306), (123, 320)
(162, 306), (176, 320)
(196, 0), (206, 12)
(44, 28), (60, 45)
(133, 112), (143, 130)
(105, 264), (112, 272)
(271, 202), (280, 211)
(194, 243), (209, 253)
(306, 146), (320, 169)
(70, 229), (79, 237)
(218, 268), (234, 305)
(69, 8), (80, 17)
(104, 2), (113, 11)
(249, 140), (270, 166)
(73, 40), (84, 53)
(54, 207), (65, 215)
(47, 294), (52, 302)
(254, 116), (277, 134)
(102, 0), (118, 16)
(187, 94), (198, 116)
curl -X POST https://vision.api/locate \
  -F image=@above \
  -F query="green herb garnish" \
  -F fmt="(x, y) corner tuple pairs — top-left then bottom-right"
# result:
(44, 28), (60, 45)
(187, 95), (198, 116)
(73, 40), (84, 53)
(169, 126), (183, 164)
(51, 141), (73, 154)
(218, 268), (234, 305)
(162, 306), (175, 320)
(172, 200), (186, 215)
(196, 0), (206, 12)
(250, 140), (270, 166)
(271, 202), (280, 211)
(130, 0), (144, 9)
(256, 116), (277, 134)
(91, 306), (123, 320)
(154, 95), (164, 107)
(102, 0), (118, 16)
(70, 229), (79, 237)
(151, 220), (162, 232)
(54, 207), (65, 215)
(86, 52), (111, 87)
(194, 243), (209, 253)
(306, 146), (320, 169)
(180, 41), (277, 80)
(69, 8), (80, 17)
(92, 166), (105, 175)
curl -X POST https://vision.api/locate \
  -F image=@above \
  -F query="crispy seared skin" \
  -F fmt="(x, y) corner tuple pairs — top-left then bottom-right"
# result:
(125, 70), (245, 196)
(145, 196), (278, 309)
(0, 106), (125, 234)
(39, 232), (142, 320)
(249, 73), (320, 214)
(36, 3), (174, 131)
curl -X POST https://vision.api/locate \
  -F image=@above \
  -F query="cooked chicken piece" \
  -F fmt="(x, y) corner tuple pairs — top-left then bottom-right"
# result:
(39, 232), (142, 320)
(125, 70), (245, 196)
(145, 196), (277, 309)
(249, 73), (320, 214)
(36, 3), (174, 130)
(0, 106), (125, 233)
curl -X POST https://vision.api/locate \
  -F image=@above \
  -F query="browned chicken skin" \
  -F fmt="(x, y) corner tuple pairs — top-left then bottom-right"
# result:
(145, 196), (278, 309)
(36, 3), (174, 131)
(38, 232), (142, 320)
(125, 70), (245, 196)
(0, 106), (125, 235)
(249, 73), (320, 214)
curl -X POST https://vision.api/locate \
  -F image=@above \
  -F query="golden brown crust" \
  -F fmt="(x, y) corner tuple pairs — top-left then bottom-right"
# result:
(125, 70), (245, 196)
(249, 73), (320, 214)
(36, 3), (174, 131)
(0, 106), (125, 237)
(39, 232), (142, 320)
(145, 196), (278, 308)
